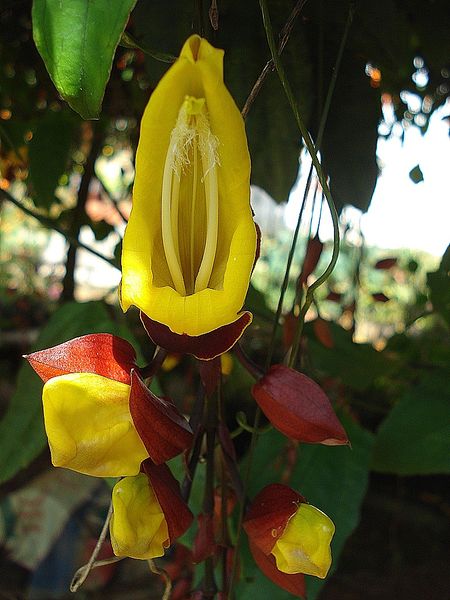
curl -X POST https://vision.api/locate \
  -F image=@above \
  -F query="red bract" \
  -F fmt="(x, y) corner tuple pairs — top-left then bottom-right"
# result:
(375, 257), (397, 270)
(25, 333), (137, 384)
(326, 291), (343, 303)
(249, 541), (306, 598)
(129, 371), (193, 464)
(142, 460), (193, 543)
(372, 292), (390, 302)
(140, 311), (252, 360)
(252, 365), (349, 445)
(313, 318), (334, 349)
(192, 513), (215, 563)
(243, 484), (304, 553)
(299, 235), (324, 286)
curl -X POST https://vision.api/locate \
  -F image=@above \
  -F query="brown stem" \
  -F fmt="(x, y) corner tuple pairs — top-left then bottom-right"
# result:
(139, 346), (168, 379)
(62, 123), (103, 301)
(0, 188), (117, 268)
(202, 388), (218, 598)
(232, 342), (264, 380)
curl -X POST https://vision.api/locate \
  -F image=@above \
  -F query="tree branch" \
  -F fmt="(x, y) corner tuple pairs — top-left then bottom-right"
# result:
(0, 188), (118, 270)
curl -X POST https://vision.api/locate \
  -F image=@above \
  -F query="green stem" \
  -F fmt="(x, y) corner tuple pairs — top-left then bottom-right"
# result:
(229, 4), (354, 593)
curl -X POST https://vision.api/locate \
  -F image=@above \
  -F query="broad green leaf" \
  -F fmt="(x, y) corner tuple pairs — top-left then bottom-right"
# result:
(313, 53), (380, 213)
(32, 0), (137, 119)
(240, 415), (373, 599)
(0, 301), (141, 484)
(307, 322), (391, 391)
(28, 109), (75, 208)
(372, 374), (450, 475)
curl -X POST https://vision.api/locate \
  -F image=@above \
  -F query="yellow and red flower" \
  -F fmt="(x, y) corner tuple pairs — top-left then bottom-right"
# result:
(120, 35), (257, 359)
(244, 484), (335, 597)
(110, 460), (193, 560)
(26, 333), (193, 477)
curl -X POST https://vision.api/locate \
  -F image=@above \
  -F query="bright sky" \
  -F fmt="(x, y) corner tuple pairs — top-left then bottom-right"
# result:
(286, 100), (450, 257)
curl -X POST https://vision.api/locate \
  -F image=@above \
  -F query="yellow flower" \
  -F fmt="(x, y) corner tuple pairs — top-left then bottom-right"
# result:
(43, 373), (148, 477)
(120, 35), (257, 337)
(110, 474), (169, 560)
(271, 504), (335, 578)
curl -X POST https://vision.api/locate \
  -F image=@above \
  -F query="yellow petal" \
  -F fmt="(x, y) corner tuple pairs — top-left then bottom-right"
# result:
(121, 35), (257, 336)
(271, 504), (335, 578)
(110, 474), (169, 560)
(42, 373), (148, 477)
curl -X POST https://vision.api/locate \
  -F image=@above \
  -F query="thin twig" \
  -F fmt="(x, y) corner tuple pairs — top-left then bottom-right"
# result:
(1, 188), (119, 269)
(241, 0), (308, 118)
(70, 502), (114, 592)
(148, 559), (173, 600)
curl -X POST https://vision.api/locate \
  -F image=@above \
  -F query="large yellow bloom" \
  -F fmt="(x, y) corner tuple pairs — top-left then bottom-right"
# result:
(120, 35), (257, 336)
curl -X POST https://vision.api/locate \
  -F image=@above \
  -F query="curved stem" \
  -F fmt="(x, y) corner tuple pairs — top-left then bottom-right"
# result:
(229, 4), (354, 594)
(70, 501), (114, 592)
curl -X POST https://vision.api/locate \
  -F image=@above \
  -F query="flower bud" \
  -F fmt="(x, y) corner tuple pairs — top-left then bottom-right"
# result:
(110, 474), (169, 559)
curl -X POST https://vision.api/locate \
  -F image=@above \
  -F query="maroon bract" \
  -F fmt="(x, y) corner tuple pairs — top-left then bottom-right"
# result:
(313, 318), (334, 349)
(299, 235), (324, 286)
(252, 365), (349, 445)
(129, 371), (193, 464)
(372, 292), (390, 302)
(375, 257), (397, 270)
(142, 460), (193, 543)
(249, 540), (306, 598)
(243, 484), (304, 554)
(192, 513), (216, 563)
(140, 311), (252, 360)
(25, 333), (137, 384)
(326, 290), (343, 303)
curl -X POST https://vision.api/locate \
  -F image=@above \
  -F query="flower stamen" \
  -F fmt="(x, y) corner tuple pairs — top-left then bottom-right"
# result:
(161, 95), (219, 296)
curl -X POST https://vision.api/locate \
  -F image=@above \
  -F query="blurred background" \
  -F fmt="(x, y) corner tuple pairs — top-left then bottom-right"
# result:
(0, 1), (449, 599)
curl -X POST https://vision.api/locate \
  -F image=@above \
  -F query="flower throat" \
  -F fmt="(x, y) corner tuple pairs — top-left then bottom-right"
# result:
(161, 96), (219, 296)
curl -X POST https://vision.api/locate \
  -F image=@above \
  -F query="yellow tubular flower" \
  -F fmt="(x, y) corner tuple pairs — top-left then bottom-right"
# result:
(120, 35), (257, 336)
(271, 504), (335, 578)
(42, 373), (148, 477)
(110, 474), (169, 560)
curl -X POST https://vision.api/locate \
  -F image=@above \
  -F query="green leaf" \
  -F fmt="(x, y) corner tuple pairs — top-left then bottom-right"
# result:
(372, 373), (450, 475)
(409, 164), (424, 183)
(0, 301), (140, 484)
(307, 322), (391, 391)
(32, 0), (137, 119)
(28, 110), (75, 209)
(241, 415), (373, 599)
(315, 54), (380, 213)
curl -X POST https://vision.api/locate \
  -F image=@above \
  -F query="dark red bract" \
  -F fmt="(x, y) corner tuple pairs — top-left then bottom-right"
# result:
(140, 311), (252, 360)
(129, 371), (193, 464)
(252, 365), (349, 445)
(25, 333), (137, 384)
